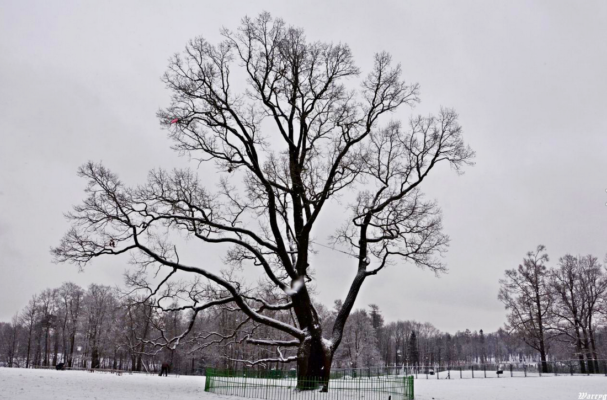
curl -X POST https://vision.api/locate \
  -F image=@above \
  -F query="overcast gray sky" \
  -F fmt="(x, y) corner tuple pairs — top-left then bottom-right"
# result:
(1, 0), (607, 334)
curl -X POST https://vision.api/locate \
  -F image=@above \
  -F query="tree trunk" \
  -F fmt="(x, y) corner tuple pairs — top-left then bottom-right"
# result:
(296, 336), (332, 391)
(67, 332), (76, 368)
(534, 288), (548, 373)
(44, 326), (50, 366)
(136, 354), (142, 372)
(581, 328), (594, 374)
(590, 333), (600, 373)
(52, 331), (59, 366)
(91, 346), (100, 369)
(589, 320), (600, 373)
(573, 324), (586, 373)
(25, 332), (32, 368)
(538, 341), (548, 373)
(8, 326), (17, 367)
(34, 331), (42, 367)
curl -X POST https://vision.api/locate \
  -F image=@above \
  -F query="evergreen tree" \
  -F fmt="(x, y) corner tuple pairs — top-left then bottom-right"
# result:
(479, 329), (486, 363)
(445, 333), (454, 365)
(407, 331), (420, 366)
(369, 304), (384, 330)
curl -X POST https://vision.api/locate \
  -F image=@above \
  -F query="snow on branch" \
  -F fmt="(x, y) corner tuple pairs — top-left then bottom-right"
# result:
(228, 347), (297, 366)
(246, 338), (300, 347)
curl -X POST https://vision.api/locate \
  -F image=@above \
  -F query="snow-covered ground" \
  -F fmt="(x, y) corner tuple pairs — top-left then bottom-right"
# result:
(0, 367), (207, 400)
(1, 367), (606, 400)
(415, 375), (607, 400)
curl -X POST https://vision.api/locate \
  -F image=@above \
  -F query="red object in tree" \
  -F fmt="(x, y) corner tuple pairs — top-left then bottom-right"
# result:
(170, 118), (179, 124)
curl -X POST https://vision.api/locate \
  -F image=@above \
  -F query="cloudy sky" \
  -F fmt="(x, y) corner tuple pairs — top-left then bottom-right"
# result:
(1, 0), (607, 333)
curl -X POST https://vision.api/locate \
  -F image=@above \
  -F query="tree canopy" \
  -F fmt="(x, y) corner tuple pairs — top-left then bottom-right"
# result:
(53, 12), (474, 386)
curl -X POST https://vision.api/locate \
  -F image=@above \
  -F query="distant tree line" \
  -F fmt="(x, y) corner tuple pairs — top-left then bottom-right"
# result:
(0, 284), (519, 373)
(499, 246), (607, 373)
(1, 246), (606, 373)
(0, 283), (195, 373)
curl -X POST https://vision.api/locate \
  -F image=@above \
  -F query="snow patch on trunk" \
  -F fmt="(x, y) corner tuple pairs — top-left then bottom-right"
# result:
(283, 278), (304, 296)
(322, 337), (334, 352)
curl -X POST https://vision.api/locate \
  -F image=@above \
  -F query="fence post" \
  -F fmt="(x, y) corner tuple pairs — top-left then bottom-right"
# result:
(538, 363), (542, 377)
(204, 368), (211, 392)
(409, 375), (415, 400)
(460, 366), (462, 379)
(471, 365), (474, 379)
(483, 364), (486, 378)
(554, 362), (557, 376)
(510, 364), (513, 377)
(524, 364), (527, 377)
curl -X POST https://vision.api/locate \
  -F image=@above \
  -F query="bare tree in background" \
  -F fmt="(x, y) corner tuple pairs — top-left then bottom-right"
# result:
(58, 282), (84, 368)
(20, 296), (38, 368)
(38, 289), (57, 367)
(578, 256), (607, 372)
(330, 309), (381, 369)
(52, 12), (473, 388)
(82, 285), (115, 369)
(550, 255), (588, 372)
(499, 245), (555, 372)
(123, 296), (154, 372)
(0, 314), (20, 367)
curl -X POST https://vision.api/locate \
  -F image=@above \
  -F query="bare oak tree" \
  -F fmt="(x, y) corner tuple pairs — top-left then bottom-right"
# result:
(53, 13), (473, 389)
(577, 255), (607, 372)
(499, 245), (555, 372)
(550, 255), (589, 373)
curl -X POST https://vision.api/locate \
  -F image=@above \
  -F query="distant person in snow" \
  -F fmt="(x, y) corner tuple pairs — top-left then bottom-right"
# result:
(159, 362), (169, 377)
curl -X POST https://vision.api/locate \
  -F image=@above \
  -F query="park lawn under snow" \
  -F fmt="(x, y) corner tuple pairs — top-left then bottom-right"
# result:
(414, 375), (607, 400)
(1, 367), (606, 400)
(0, 367), (207, 400)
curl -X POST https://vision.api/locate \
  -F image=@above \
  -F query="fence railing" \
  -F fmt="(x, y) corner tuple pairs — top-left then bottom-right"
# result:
(27, 365), (178, 376)
(204, 368), (414, 400)
(403, 360), (607, 379)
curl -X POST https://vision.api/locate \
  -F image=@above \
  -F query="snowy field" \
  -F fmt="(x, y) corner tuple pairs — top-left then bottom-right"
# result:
(1, 367), (606, 400)
(414, 375), (607, 400)
(0, 367), (206, 400)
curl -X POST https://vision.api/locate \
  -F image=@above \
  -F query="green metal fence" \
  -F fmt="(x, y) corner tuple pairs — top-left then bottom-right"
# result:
(204, 368), (414, 400)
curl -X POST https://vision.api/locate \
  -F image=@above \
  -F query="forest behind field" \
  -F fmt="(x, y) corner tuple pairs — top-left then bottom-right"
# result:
(2, 248), (606, 375)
